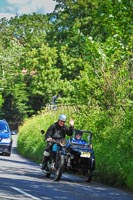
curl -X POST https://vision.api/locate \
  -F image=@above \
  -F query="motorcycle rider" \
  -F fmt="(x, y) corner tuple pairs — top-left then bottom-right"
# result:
(41, 114), (74, 171)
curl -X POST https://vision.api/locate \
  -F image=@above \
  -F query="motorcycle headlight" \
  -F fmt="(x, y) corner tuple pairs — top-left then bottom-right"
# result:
(60, 138), (66, 146)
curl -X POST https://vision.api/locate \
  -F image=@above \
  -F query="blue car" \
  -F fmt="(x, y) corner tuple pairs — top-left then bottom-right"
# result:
(0, 119), (13, 156)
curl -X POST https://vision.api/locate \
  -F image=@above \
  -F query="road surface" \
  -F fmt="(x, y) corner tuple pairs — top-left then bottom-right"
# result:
(0, 134), (133, 200)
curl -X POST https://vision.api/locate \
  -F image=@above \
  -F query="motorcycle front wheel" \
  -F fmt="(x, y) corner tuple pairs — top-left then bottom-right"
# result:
(54, 152), (65, 181)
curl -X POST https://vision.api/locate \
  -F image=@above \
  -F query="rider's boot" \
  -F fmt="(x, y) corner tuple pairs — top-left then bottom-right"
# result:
(41, 157), (47, 170)
(41, 151), (50, 171)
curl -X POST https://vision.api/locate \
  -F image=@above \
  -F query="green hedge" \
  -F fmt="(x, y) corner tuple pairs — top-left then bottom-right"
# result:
(17, 106), (133, 190)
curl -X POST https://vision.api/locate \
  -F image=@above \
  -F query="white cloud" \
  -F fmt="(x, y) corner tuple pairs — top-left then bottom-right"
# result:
(7, 0), (56, 14)
(0, 12), (16, 19)
(7, 0), (29, 4)
(18, 0), (56, 15)
(0, 0), (56, 19)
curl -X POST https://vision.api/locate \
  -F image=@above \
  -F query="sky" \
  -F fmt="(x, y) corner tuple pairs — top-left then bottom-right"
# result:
(0, 0), (56, 19)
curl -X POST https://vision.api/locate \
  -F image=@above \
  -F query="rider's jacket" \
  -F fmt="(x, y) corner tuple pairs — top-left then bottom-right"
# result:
(45, 122), (74, 140)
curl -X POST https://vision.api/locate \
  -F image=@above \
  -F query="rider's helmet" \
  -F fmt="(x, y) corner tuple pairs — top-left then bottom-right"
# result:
(58, 114), (67, 122)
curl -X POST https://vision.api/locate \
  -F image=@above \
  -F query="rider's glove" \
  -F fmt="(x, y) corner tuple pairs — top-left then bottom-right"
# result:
(46, 137), (53, 142)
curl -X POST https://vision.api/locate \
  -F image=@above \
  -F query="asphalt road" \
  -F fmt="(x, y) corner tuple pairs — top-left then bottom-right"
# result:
(0, 134), (133, 200)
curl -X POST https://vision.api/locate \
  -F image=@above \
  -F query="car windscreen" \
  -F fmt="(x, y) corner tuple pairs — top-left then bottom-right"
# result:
(0, 123), (9, 132)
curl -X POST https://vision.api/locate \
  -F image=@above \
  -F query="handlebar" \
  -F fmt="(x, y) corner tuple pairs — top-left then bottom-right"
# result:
(47, 138), (66, 146)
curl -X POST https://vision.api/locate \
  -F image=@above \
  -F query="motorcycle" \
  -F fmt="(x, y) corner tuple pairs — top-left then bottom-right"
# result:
(40, 129), (95, 182)
(41, 130), (67, 181)
(65, 130), (95, 182)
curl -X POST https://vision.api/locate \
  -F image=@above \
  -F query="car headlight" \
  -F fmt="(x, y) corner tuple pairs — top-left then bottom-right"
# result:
(1, 138), (11, 143)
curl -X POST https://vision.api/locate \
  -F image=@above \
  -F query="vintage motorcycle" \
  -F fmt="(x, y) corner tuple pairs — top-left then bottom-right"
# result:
(40, 129), (95, 182)
(41, 130), (67, 181)
(65, 130), (95, 182)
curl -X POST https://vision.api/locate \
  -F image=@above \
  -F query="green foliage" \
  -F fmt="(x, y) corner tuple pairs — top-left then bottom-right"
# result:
(93, 109), (133, 189)
(0, 94), (4, 108)
(17, 115), (46, 163)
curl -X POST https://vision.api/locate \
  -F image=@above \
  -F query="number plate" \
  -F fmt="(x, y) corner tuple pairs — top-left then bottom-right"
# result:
(80, 152), (90, 158)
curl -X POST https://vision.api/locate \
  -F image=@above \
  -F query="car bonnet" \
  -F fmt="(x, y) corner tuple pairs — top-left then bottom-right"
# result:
(0, 131), (11, 139)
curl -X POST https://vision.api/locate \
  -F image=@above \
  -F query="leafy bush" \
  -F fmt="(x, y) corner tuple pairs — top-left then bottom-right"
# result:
(17, 106), (133, 190)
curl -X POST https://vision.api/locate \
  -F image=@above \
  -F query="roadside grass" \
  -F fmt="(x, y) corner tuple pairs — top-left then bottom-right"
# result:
(17, 105), (133, 190)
